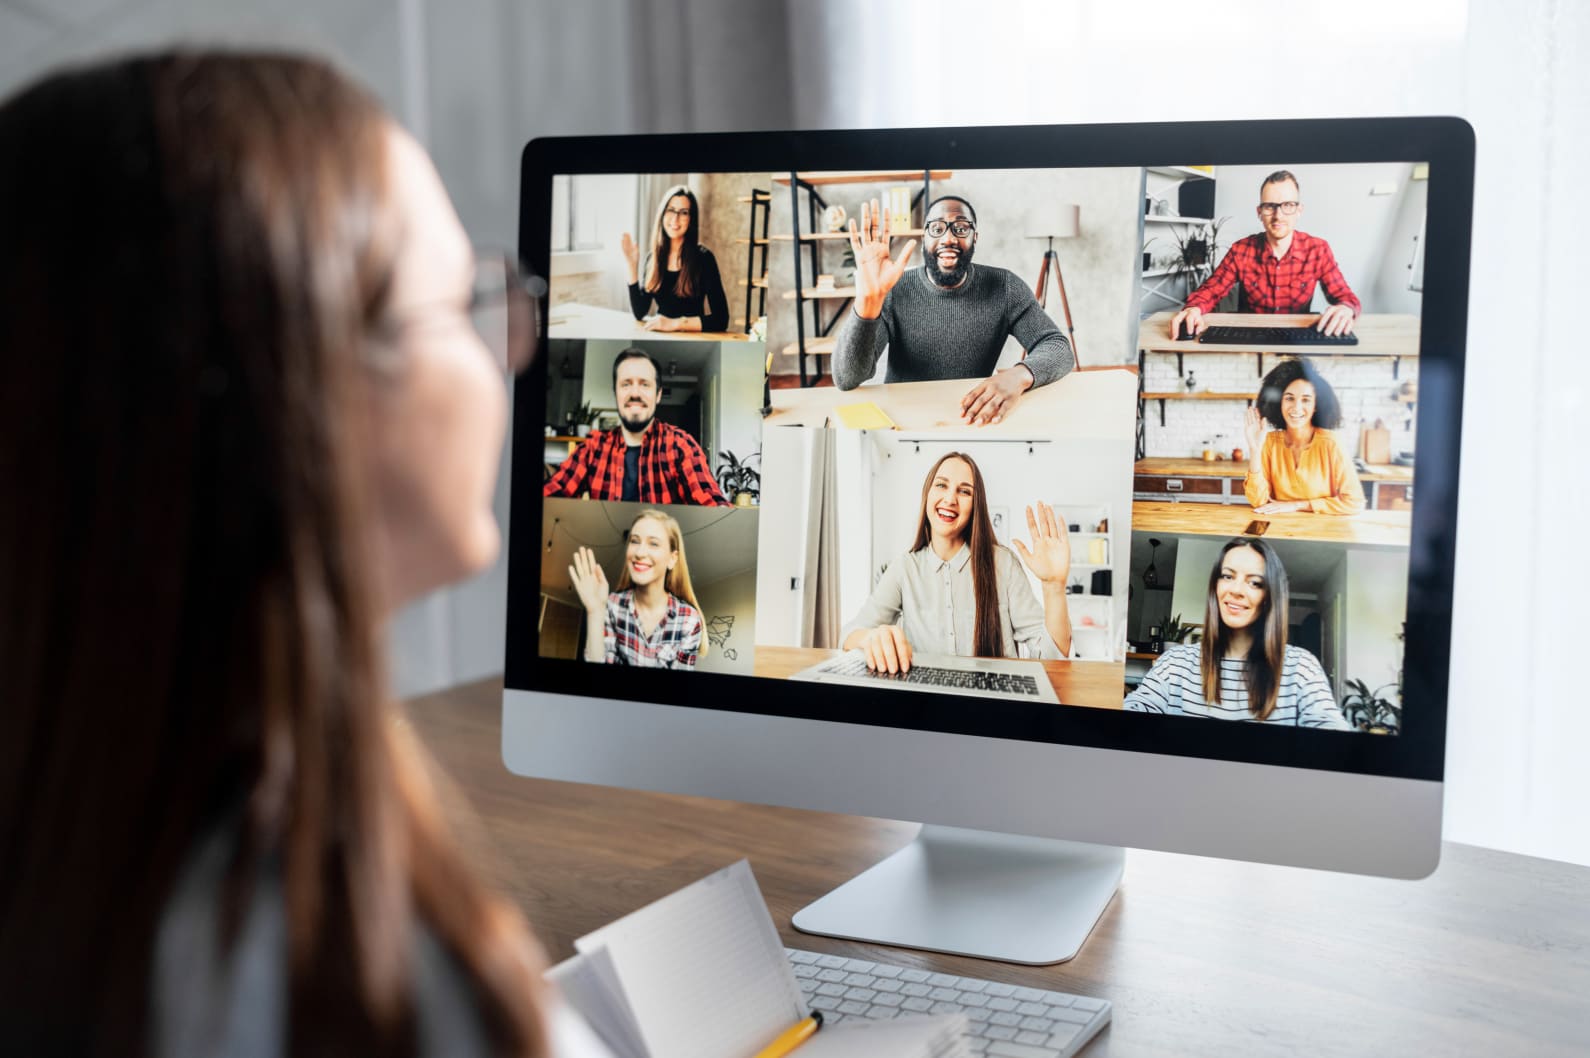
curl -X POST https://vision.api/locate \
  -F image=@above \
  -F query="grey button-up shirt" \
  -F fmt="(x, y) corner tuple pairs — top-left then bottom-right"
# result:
(842, 544), (1064, 659)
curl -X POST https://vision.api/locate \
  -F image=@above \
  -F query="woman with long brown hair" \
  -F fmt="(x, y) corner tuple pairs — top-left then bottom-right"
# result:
(1124, 537), (1349, 728)
(620, 185), (730, 333)
(0, 52), (606, 1056)
(567, 509), (705, 669)
(840, 452), (1072, 673)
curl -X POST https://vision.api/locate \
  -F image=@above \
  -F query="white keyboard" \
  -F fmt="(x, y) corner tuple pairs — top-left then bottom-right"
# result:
(787, 948), (1110, 1057)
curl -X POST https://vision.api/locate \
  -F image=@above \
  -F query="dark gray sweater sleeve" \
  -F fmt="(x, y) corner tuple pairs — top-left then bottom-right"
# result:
(832, 306), (892, 390)
(1004, 272), (1075, 387)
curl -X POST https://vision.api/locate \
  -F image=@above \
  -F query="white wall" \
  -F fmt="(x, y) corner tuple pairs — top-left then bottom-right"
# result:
(693, 569), (756, 676)
(1343, 550), (1408, 703)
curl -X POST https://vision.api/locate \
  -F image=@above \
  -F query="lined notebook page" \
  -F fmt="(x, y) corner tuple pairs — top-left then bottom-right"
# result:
(547, 946), (647, 1058)
(803, 1015), (971, 1058)
(575, 860), (805, 1058)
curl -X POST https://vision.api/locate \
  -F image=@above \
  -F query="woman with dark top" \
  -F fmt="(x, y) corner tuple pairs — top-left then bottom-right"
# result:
(0, 52), (607, 1056)
(1124, 537), (1350, 728)
(621, 184), (730, 333)
(568, 509), (706, 669)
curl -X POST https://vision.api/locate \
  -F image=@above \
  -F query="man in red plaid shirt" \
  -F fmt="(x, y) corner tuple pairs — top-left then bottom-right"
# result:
(544, 348), (729, 506)
(1171, 170), (1361, 340)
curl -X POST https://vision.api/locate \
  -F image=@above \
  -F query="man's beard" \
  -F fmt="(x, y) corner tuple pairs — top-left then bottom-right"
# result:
(619, 403), (656, 433)
(925, 243), (975, 287)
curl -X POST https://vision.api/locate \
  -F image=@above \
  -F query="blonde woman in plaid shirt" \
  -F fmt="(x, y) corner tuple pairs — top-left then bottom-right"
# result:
(569, 509), (706, 668)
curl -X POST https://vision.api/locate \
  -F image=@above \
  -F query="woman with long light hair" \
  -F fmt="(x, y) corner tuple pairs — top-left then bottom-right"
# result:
(840, 452), (1072, 673)
(1125, 537), (1349, 728)
(620, 184), (730, 333)
(569, 509), (706, 668)
(0, 51), (606, 1056)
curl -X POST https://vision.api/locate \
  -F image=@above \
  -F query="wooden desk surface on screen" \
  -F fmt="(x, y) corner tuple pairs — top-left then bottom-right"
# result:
(1130, 499), (1411, 548)
(1137, 311), (1420, 357)
(1136, 456), (1415, 484)
(548, 301), (752, 343)
(765, 367), (1138, 441)
(752, 645), (1125, 710)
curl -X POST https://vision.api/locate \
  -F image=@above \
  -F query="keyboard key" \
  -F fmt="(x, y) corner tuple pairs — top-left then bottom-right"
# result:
(838, 1000), (869, 1015)
(1071, 996), (1106, 1012)
(964, 1005), (992, 1023)
(968, 1040), (990, 1055)
(843, 987), (876, 1002)
(845, 959), (877, 973)
(792, 963), (818, 979)
(900, 982), (932, 997)
(788, 950), (819, 964)
(816, 983), (847, 997)
(931, 1001), (961, 1015)
(954, 977), (988, 993)
(1015, 1031), (1049, 1046)
(987, 996), (1019, 1012)
(985, 1024), (1018, 1040)
(1013, 987), (1046, 1002)
(809, 994), (840, 1011)
(872, 992), (902, 1007)
(872, 978), (903, 993)
(1020, 1016), (1054, 1033)
(865, 1005), (898, 1020)
(870, 964), (903, 979)
(929, 987), (960, 1001)
(817, 955), (849, 969)
(928, 972), (961, 987)
(1038, 992), (1073, 1008)
(843, 972), (873, 986)
(1050, 1006), (1093, 1025)
(1017, 1001), (1046, 1016)
(899, 969), (932, 983)
(990, 1011), (1023, 1027)
(956, 991), (990, 1007)
(1047, 1025), (1082, 1049)
(984, 983), (1018, 998)
(988, 1042), (1061, 1058)
(817, 968), (847, 983)
(902, 997), (934, 1013)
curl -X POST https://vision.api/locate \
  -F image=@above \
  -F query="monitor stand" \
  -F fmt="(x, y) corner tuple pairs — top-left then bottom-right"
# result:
(790, 825), (1123, 965)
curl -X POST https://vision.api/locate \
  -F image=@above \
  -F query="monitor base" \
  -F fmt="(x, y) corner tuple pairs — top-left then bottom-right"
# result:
(791, 824), (1123, 965)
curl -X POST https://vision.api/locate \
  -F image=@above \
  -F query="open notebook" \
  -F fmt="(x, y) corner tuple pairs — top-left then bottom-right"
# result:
(548, 861), (968, 1058)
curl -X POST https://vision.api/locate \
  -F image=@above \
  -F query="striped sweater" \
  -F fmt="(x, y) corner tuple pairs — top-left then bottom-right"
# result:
(1124, 643), (1351, 729)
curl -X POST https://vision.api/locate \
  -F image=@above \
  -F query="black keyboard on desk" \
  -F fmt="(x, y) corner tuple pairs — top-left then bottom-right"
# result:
(824, 655), (1043, 698)
(1199, 325), (1358, 347)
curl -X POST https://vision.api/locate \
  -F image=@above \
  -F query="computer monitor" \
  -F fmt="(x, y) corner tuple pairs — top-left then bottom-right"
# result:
(503, 119), (1472, 964)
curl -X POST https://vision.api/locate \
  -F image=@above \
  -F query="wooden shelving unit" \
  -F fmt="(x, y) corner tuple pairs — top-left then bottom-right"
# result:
(739, 188), (771, 334)
(780, 169), (952, 387)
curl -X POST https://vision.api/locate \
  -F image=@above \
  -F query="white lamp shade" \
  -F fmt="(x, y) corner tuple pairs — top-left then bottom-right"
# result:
(1026, 203), (1080, 240)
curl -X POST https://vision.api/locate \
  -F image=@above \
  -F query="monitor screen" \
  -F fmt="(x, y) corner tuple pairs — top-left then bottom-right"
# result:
(505, 121), (1471, 881)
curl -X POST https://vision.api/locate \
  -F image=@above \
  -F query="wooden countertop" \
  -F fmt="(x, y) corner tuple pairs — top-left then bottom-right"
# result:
(752, 645), (1125, 710)
(766, 367), (1138, 441)
(548, 301), (753, 343)
(1138, 311), (1420, 357)
(405, 676), (1590, 1058)
(1136, 457), (1414, 483)
(1130, 499), (1411, 548)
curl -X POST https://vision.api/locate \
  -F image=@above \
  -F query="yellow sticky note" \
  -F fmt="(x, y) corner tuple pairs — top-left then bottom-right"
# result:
(833, 401), (896, 430)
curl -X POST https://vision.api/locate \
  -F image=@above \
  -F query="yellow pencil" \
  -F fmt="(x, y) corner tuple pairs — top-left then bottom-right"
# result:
(751, 1010), (824, 1058)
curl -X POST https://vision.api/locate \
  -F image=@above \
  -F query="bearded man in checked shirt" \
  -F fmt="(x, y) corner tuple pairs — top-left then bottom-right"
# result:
(1169, 170), (1361, 340)
(544, 347), (729, 506)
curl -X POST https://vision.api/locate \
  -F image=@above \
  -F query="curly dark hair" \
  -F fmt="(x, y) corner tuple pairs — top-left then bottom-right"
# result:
(1257, 357), (1342, 429)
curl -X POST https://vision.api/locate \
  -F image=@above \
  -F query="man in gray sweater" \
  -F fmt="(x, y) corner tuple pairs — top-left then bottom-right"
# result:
(835, 195), (1075, 425)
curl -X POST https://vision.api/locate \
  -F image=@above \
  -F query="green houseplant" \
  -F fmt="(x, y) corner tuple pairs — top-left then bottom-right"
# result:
(1340, 679), (1402, 734)
(716, 448), (761, 507)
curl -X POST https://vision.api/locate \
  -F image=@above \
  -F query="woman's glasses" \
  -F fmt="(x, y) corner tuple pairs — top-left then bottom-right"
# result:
(468, 249), (546, 378)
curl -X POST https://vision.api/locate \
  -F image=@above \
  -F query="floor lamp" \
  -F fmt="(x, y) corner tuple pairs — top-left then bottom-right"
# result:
(1028, 205), (1081, 366)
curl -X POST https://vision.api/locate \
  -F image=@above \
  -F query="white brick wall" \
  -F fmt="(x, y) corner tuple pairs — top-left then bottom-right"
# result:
(1140, 352), (1420, 460)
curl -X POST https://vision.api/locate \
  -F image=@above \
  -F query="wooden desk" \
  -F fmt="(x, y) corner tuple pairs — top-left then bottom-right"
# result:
(405, 677), (1590, 1058)
(1137, 310), (1420, 358)
(548, 301), (752, 343)
(753, 645), (1125, 710)
(1134, 457), (1415, 511)
(1131, 499), (1411, 548)
(766, 368), (1138, 440)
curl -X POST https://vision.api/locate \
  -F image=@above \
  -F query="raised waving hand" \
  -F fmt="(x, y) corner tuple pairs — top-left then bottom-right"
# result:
(847, 198), (918, 319)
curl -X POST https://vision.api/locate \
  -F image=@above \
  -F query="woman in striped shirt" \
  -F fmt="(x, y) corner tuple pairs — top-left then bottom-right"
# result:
(1125, 537), (1351, 729)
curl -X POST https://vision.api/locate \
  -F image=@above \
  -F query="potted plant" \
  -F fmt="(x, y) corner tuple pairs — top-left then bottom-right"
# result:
(1168, 216), (1228, 291)
(716, 448), (761, 507)
(1161, 613), (1202, 647)
(1340, 678), (1402, 734)
(574, 401), (598, 437)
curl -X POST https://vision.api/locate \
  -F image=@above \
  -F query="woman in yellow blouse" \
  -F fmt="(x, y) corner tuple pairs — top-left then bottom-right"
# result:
(1243, 358), (1365, 516)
